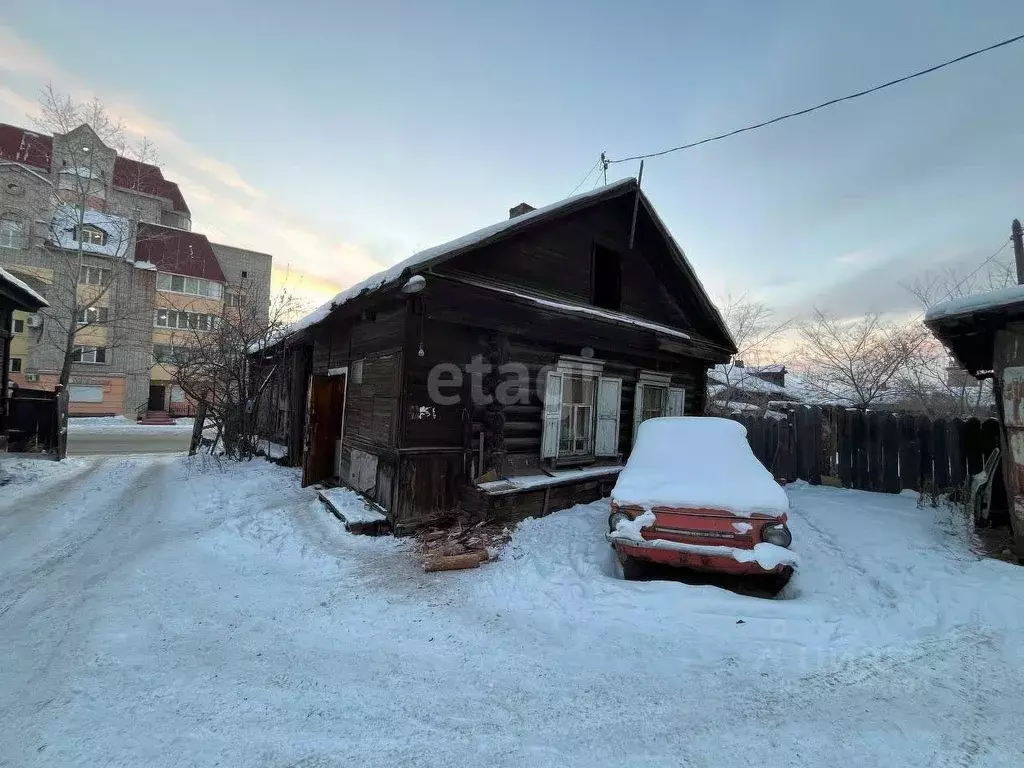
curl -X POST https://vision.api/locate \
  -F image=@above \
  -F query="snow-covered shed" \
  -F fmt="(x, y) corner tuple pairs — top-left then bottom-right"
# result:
(925, 284), (1024, 558)
(254, 179), (736, 532)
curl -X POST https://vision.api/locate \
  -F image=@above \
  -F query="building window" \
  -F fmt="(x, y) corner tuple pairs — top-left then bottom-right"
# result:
(632, 371), (685, 440)
(74, 224), (108, 246)
(154, 309), (219, 331)
(76, 306), (109, 325)
(70, 385), (105, 403)
(225, 292), (241, 308)
(152, 344), (188, 365)
(592, 244), (621, 311)
(559, 375), (596, 457)
(541, 358), (622, 462)
(79, 266), (109, 286)
(0, 212), (26, 249)
(12, 318), (24, 333)
(156, 272), (223, 299)
(9, 357), (22, 373)
(72, 346), (107, 364)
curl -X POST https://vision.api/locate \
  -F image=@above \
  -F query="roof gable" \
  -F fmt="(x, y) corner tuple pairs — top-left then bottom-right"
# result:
(286, 179), (736, 352)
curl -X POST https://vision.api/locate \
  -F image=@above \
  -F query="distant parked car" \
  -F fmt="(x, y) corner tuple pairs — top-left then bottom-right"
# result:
(607, 417), (796, 591)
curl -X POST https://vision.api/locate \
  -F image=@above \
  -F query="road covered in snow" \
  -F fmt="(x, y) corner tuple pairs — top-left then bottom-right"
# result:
(1, 456), (1023, 767)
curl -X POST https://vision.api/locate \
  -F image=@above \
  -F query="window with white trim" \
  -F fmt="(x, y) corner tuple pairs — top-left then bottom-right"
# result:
(9, 357), (22, 373)
(0, 212), (26, 249)
(74, 224), (108, 246)
(156, 271), (223, 299)
(11, 317), (24, 333)
(633, 370), (685, 440)
(76, 306), (109, 325)
(154, 309), (219, 331)
(78, 266), (109, 286)
(72, 345), (107, 364)
(541, 358), (622, 462)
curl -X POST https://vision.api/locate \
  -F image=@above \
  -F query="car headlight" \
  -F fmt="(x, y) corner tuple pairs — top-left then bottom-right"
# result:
(608, 511), (631, 533)
(762, 523), (792, 548)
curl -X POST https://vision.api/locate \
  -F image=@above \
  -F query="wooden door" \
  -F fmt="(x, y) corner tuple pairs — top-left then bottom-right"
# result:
(302, 374), (346, 487)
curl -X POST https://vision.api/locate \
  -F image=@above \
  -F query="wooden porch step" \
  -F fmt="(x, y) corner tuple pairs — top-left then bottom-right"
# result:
(317, 486), (389, 535)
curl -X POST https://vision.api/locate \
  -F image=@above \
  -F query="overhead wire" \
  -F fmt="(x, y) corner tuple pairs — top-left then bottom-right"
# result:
(606, 32), (1024, 165)
(567, 158), (602, 197)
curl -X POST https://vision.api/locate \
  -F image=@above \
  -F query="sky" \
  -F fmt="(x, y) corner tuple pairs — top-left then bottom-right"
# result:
(1, 0), (1022, 320)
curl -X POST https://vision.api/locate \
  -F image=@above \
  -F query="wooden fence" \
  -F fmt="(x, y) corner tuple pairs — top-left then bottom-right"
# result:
(732, 406), (1003, 495)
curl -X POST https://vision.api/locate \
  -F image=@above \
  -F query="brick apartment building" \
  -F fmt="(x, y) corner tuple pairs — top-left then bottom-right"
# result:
(0, 122), (271, 417)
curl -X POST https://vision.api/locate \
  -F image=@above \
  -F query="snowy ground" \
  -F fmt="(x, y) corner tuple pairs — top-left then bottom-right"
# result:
(68, 415), (197, 434)
(1, 458), (1023, 767)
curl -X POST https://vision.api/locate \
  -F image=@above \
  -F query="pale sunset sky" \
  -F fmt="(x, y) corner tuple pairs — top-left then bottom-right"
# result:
(1, 1), (1022, 319)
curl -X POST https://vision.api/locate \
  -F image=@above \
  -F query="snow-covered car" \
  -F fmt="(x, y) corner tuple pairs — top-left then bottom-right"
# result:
(607, 417), (797, 589)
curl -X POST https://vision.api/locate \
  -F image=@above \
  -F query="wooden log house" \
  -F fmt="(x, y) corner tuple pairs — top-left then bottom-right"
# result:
(255, 179), (736, 533)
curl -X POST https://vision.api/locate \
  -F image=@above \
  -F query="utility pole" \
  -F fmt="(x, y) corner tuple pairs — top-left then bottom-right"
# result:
(1014, 218), (1024, 285)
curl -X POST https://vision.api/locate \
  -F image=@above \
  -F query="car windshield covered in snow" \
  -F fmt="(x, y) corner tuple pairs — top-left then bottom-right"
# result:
(611, 417), (789, 517)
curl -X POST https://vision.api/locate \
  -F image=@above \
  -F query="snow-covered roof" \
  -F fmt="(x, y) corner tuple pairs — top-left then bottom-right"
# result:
(708, 365), (791, 397)
(611, 417), (789, 516)
(0, 265), (49, 308)
(284, 179), (637, 340)
(59, 166), (102, 180)
(925, 284), (1024, 323)
(49, 204), (131, 258)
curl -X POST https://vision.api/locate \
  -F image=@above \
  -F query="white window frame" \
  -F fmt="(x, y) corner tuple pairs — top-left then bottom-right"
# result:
(633, 370), (685, 441)
(78, 266), (109, 286)
(76, 306), (109, 325)
(9, 357), (22, 373)
(541, 357), (622, 462)
(154, 309), (219, 331)
(0, 212), (26, 249)
(75, 224), (108, 246)
(72, 345), (107, 364)
(156, 271), (224, 299)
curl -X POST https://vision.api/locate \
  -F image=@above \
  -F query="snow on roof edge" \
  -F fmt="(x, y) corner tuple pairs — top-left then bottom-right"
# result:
(0, 265), (48, 307)
(281, 178), (637, 342)
(925, 284), (1024, 323)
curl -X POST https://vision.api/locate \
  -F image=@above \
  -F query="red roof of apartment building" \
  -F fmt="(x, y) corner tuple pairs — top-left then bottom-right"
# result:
(0, 123), (189, 214)
(113, 157), (190, 215)
(0, 123), (52, 169)
(135, 222), (226, 282)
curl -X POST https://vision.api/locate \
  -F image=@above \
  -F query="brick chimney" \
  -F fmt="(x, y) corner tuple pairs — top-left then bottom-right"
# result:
(509, 202), (536, 219)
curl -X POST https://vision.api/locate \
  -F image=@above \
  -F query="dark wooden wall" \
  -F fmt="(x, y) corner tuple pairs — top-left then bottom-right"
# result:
(440, 196), (694, 332)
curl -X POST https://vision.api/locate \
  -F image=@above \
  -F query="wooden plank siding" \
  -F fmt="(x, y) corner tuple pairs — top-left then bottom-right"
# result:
(265, 187), (735, 533)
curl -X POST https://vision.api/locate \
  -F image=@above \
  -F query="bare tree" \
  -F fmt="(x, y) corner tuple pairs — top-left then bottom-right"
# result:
(170, 283), (300, 460)
(707, 296), (790, 414)
(31, 85), (161, 391)
(794, 309), (928, 409)
(896, 260), (1012, 417)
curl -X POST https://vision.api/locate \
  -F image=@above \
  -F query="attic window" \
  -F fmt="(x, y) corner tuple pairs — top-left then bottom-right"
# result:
(74, 224), (107, 246)
(592, 244), (621, 311)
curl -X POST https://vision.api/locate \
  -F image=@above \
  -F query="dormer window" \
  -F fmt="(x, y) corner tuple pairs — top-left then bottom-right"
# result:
(74, 224), (108, 246)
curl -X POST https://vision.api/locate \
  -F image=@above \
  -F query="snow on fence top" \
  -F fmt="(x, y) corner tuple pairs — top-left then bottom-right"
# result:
(281, 179), (637, 342)
(611, 416), (790, 517)
(0, 265), (48, 307)
(925, 284), (1024, 322)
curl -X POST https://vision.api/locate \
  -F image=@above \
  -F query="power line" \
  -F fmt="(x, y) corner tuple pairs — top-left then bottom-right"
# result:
(938, 237), (1013, 304)
(567, 158), (602, 197)
(607, 32), (1024, 165)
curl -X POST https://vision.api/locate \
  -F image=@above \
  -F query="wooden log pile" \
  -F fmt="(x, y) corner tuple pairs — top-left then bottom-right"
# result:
(419, 521), (512, 572)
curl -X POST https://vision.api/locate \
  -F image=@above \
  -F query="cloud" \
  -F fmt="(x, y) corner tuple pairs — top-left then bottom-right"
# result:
(0, 22), (382, 299)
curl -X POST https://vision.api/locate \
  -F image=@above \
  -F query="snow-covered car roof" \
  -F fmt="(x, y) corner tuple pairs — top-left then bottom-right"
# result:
(611, 417), (789, 517)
